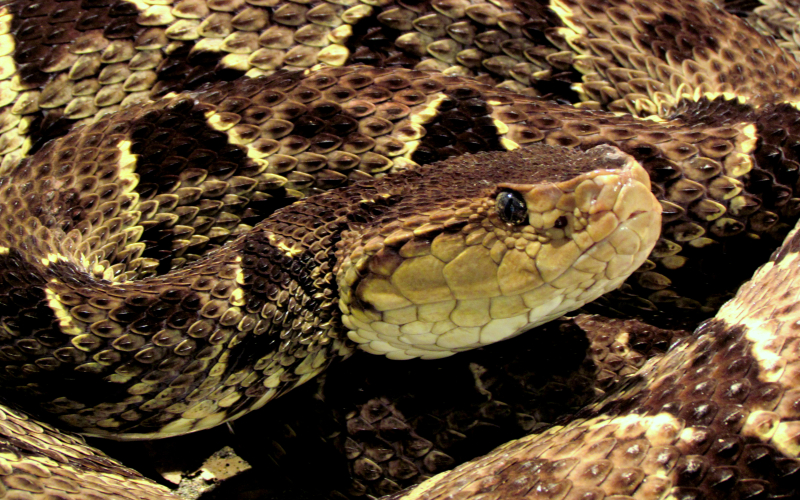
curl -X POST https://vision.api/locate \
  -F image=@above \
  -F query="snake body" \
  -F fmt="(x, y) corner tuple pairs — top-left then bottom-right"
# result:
(0, 0), (795, 498)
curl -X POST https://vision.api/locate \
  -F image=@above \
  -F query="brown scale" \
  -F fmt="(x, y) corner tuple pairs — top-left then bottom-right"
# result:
(725, 0), (800, 62)
(716, 0), (763, 18)
(0, 2), (797, 498)
(150, 314), (686, 498)
(0, 182), (350, 437)
(0, 402), (175, 498)
(0, 80), (356, 436)
(520, 0), (800, 115)
(0, 79), (297, 280)
(390, 235), (800, 500)
(0, 127), (641, 440)
(212, 65), (800, 324)
(0, 65), (796, 428)
(0, 0), (578, 178)
(341, 0), (579, 93)
(0, 65), (781, 403)
(315, 315), (689, 497)
(505, 93), (800, 323)
(407, 85), (508, 164)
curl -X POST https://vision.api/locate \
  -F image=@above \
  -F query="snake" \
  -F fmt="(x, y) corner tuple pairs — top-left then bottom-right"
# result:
(0, 0), (794, 498)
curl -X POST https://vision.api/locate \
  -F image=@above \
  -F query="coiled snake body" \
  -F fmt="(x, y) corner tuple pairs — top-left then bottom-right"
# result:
(0, 0), (796, 498)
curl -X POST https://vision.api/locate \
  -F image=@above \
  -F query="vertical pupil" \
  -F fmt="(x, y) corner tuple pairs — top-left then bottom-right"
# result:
(504, 199), (516, 220)
(497, 191), (526, 225)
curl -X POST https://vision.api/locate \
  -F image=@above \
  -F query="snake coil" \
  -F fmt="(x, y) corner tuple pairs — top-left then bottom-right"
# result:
(0, 0), (795, 499)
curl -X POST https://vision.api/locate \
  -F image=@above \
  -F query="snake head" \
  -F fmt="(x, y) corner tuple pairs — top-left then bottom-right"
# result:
(337, 144), (662, 359)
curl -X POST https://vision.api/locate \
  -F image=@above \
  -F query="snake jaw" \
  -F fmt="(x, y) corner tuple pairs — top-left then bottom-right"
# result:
(339, 145), (662, 360)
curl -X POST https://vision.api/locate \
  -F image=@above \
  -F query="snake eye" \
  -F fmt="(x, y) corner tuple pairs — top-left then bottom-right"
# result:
(496, 190), (527, 225)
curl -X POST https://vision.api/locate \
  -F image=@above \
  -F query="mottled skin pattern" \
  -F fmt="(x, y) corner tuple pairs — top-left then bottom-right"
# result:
(0, 126), (662, 438)
(722, 0), (800, 61)
(386, 1), (800, 498)
(0, 0), (574, 172)
(389, 234), (800, 500)
(0, 403), (174, 499)
(0, 0), (798, 325)
(0, 0), (795, 500)
(534, 0), (800, 113)
(317, 315), (691, 496)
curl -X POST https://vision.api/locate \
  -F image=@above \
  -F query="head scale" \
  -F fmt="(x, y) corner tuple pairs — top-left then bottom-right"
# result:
(336, 144), (662, 360)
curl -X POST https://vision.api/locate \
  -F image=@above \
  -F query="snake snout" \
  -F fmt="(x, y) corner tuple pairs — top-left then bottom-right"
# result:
(338, 145), (662, 360)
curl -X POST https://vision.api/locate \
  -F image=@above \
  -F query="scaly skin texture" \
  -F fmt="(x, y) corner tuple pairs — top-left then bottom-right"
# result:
(320, 315), (691, 497)
(0, 61), (791, 327)
(0, 135), (659, 441)
(93, 314), (688, 499)
(527, 0), (800, 114)
(507, 0), (800, 320)
(719, 0), (800, 61)
(373, 1), (800, 497)
(0, 0), (578, 174)
(0, 0), (797, 500)
(338, 147), (660, 359)
(0, 405), (175, 499)
(0, 0), (799, 322)
(389, 225), (800, 500)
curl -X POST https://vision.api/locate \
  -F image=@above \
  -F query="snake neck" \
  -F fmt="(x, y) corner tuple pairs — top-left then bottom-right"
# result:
(0, 167), (432, 437)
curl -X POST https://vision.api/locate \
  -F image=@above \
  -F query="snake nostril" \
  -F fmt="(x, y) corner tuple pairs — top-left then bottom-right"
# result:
(554, 215), (568, 229)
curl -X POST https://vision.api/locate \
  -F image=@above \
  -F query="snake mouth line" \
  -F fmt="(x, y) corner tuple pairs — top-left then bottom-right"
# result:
(338, 145), (662, 359)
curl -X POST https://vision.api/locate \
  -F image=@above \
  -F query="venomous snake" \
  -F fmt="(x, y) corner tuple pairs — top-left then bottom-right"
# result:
(0, 0), (795, 498)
